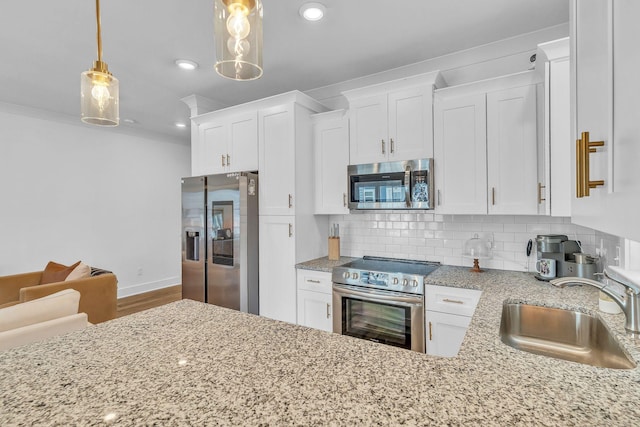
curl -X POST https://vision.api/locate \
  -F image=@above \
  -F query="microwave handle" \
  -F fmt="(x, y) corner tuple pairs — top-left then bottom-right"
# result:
(404, 164), (412, 207)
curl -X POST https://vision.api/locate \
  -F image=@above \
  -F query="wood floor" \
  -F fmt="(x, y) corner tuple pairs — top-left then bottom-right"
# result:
(116, 285), (182, 318)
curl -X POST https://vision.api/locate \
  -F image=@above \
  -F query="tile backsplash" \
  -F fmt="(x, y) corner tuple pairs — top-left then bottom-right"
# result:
(328, 212), (624, 272)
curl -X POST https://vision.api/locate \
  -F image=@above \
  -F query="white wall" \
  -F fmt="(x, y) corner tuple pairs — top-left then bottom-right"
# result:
(0, 104), (190, 298)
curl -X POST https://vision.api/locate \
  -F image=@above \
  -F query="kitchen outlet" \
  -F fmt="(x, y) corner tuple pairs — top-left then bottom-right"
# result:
(137, 267), (143, 276)
(564, 264), (576, 275)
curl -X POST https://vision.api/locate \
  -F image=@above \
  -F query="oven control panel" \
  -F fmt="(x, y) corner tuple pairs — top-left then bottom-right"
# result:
(335, 269), (424, 294)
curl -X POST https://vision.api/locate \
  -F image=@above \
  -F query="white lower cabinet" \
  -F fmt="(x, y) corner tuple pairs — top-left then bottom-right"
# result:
(296, 270), (333, 332)
(425, 285), (481, 357)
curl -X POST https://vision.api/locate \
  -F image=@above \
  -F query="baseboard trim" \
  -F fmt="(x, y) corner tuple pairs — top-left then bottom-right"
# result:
(117, 277), (180, 299)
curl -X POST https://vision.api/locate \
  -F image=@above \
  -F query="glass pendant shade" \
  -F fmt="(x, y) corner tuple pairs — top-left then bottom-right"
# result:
(81, 64), (119, 126)
(214, 0), (263, 80)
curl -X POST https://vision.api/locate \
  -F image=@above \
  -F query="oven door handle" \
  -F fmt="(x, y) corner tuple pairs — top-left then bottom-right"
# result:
(333, 284), (423, 306)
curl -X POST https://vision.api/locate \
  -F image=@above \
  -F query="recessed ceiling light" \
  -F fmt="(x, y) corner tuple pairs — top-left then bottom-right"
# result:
(300, 3), (326, 21)
(175, 59), (198, 71)
(175, 122), (187, 128)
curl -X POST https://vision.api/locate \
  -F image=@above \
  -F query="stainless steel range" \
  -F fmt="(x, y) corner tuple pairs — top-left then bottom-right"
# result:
(332, 256), (440, 352)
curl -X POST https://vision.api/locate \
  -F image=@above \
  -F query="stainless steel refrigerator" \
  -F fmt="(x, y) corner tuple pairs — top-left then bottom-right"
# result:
(181, 172), (259, 314)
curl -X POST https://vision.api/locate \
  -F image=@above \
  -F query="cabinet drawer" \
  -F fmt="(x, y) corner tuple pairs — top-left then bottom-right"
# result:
(425, 285), (481, 317)
(296, 270), (332, 294)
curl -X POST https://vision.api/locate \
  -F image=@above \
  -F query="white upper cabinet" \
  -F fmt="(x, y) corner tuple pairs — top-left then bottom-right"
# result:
(486, 85), (538, 215)
(434, 72), (540, 215)
(312, 110), (350, 215)
(193, 110), (258, 176)
(571, 0), (640, 242)
(537, 38), (571, 217)
(343, 72), (444, 165)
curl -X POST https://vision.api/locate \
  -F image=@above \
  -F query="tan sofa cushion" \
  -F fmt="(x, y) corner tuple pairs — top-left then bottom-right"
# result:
(66, 262), (91, 281)
(0, 313), (88, 351)
(0, 289), (80, 332)
(41, 261), (81, 284)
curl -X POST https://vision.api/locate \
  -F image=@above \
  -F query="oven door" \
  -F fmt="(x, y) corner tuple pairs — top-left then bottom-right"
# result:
(332, 284), (425, 352)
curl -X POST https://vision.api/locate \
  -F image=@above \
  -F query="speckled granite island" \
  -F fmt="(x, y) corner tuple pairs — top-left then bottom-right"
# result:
(2, 266), (640, 425)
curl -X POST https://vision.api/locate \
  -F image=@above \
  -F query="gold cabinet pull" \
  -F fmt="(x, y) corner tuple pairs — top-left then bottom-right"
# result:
(443, 298), (464, 304)
(288, 223), (293, 237)
(221, 155), (226, 167)
(390, 138), (395, 153)
(429, 321), (433, 341)
(288, 194), (293, 208)
(381, 139), (385, 154)
(538, 183), (546, 204)
(226, 154), (230, 166)
(576, 131), (605, 198)
(326, 303), (331, 319)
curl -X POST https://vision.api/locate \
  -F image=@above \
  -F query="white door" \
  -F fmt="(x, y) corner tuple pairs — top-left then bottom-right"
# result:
(486, 85), (538, 215)
(297, 289), (332, 332)
(259, 216), (296, 323)
(425, 310), (472, 357)
(228, 111), (258, 173)
(314, 115), (349, 214)
(200, 121), (228, 175)
(388, 86), (433, 160)
(349, 94), (388, 164)
(259, 105), (295, 215)
(434, 93), (487, 214)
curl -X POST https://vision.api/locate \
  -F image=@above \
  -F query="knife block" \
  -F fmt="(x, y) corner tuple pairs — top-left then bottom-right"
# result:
(328, 237), (340, 261)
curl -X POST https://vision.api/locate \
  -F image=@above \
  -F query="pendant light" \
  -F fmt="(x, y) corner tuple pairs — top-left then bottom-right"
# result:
(214, 0), (263, 81)
(81, 0), (119, 126)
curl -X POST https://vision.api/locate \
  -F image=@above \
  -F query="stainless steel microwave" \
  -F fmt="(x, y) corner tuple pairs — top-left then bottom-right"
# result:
(347, 159), (434, 210)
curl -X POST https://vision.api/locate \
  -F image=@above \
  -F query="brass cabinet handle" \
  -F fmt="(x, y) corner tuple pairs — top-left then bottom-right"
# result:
(429, 321), (433, 341)
(227, 154), (230, 166)
(576, 131), (605, 198)
(381, 139), (385, 154)
(288, 194), (293, 208)
(390, 138), (395, 153)
(492, 187), (496, 205)
(343, 193), (347, 207)
(288, 223), (293, 237)
(326, 303), (331, 319)
(538, 183), (546, 204)
(307, 279), (321, 284)
(221, 155), (226, 167)
(443, 298), (464, 304)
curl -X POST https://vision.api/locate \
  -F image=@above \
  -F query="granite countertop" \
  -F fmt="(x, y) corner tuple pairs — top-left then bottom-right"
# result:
(295, 256), (356, 272)
(2, 266), (640, 425)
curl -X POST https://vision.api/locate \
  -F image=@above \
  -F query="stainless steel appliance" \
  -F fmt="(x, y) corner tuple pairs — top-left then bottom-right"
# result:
(181, 172), (259, 314)
(347, 159), (434, 210)
(535, 234), (596, 280)
(332, 256), (440, 352)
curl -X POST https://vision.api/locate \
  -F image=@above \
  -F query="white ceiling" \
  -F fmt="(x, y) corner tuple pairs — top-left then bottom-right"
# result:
(0, 1), (569, 144)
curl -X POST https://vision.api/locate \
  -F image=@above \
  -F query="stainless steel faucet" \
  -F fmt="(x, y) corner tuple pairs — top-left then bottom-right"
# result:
(550, 267), (640, 336)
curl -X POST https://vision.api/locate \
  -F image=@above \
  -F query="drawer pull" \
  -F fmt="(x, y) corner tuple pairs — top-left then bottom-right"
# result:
(288, 194), (293, 208)
(429, 321), (433, 341)
(326, 303), (331, 319)
(307, 279), (321, 284)
(288, 223), (293, 237)
(443, 298), (464, 304)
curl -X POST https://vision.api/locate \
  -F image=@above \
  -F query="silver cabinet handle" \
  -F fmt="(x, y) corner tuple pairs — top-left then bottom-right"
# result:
(343, 193), (347, 207)
(307, 279), (321, 284)
(288, 223), (293, 237)
(443, 298), (464, 304)
(437, 189), (441, 206)
(288, 194), (293, 208)
(326, 303), (331, 319)
(221, 155), (226, 167)
(390, 138), (395, 153)
(492, 187), (496, 206)
(381, 139), (385, 154)
(227, 154), (230, 166)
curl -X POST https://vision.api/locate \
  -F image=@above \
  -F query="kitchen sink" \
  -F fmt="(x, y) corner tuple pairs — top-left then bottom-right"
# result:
(499, 302), (636, 369)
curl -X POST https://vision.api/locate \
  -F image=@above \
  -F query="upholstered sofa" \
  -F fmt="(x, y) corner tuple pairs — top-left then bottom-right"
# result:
(0, 269), (117, 324)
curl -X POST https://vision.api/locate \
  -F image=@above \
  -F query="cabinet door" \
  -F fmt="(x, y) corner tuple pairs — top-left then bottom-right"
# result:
(487, 85), (538, 215)
(314, 115), (349, 214)
(349, 94), (388, 164)
(199, 121), (228, 175)
(297, 289), (332, 332)
(228, 111), (258, 173)
(259, 105), (295, 215)
(388, 86), (433, 160)
(425, 310), (472, 358)
(259, 216), (296, 323)
(434, 93), (487, 214)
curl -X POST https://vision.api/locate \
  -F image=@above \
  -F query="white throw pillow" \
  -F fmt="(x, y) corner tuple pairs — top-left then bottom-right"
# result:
(0, 289), (80, 332)
(65, 262), (91, 281)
